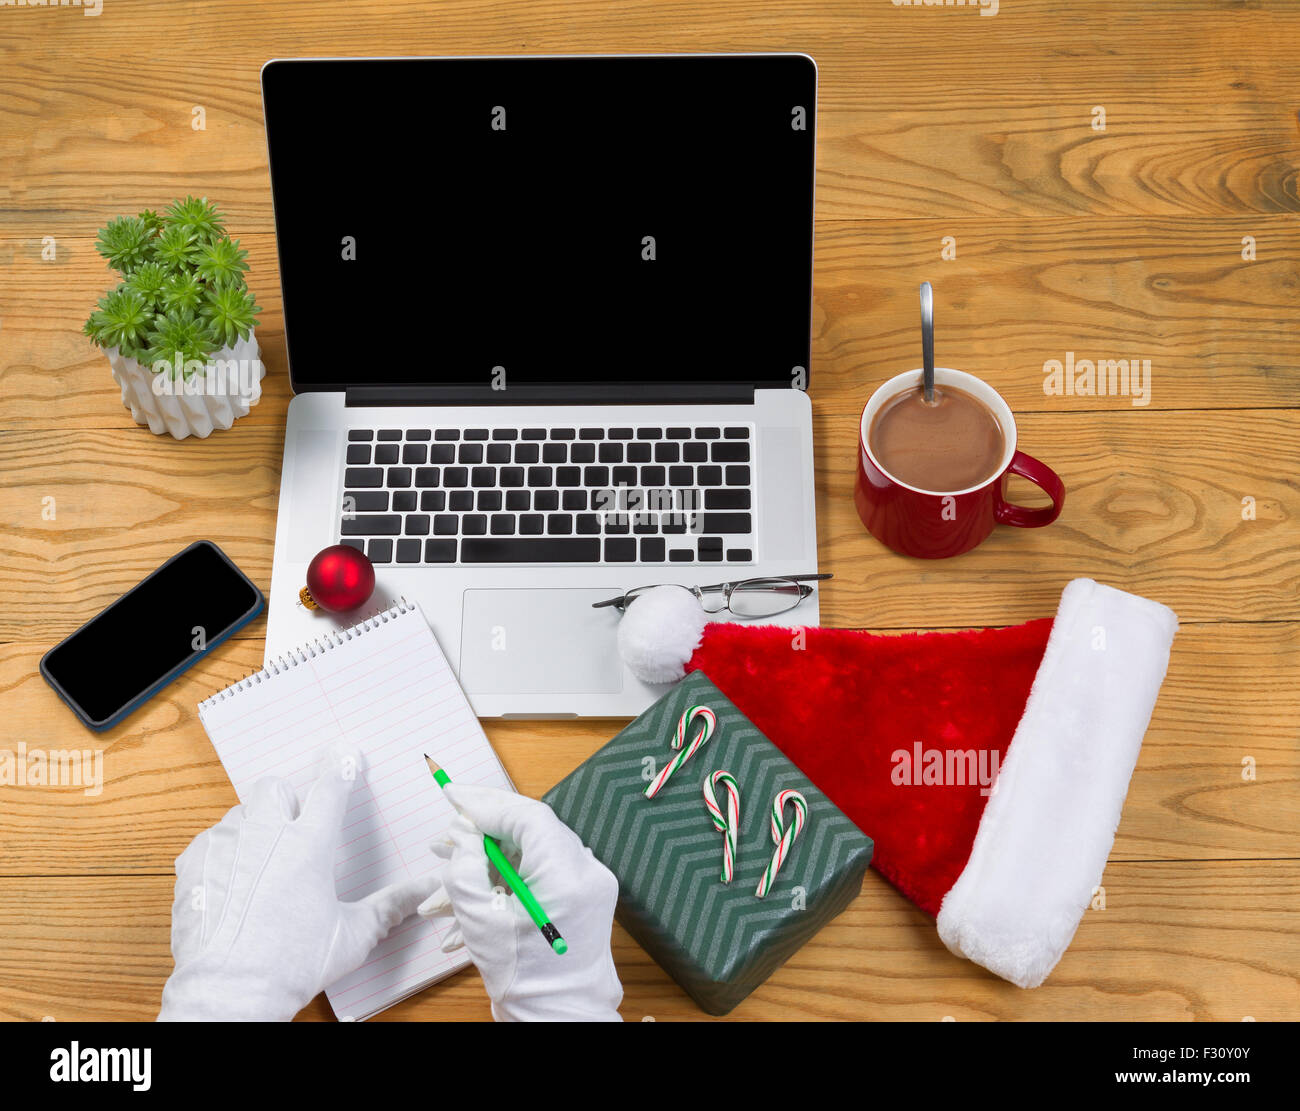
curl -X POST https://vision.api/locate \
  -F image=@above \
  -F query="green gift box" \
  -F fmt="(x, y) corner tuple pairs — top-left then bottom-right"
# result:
(543, 670), (873, 1015)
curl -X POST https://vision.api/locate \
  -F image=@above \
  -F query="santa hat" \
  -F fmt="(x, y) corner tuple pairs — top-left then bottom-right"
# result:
(617, 578), (1177, 989)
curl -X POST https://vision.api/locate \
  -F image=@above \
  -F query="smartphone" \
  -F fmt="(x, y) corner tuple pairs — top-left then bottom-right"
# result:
(40, 541), (264, 731)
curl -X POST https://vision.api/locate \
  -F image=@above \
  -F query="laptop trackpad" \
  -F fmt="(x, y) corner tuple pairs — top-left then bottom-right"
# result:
(459, 589), (624, 695)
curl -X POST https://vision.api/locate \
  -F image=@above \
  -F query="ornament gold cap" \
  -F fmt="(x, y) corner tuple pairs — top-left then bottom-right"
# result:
(298, 586), (319, 610)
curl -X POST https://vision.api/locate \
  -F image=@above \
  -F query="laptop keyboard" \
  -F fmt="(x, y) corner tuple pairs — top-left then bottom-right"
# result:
(338, 425), (756, 565)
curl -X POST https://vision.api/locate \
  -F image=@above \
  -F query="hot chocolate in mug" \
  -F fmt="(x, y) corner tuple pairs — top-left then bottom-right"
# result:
(854, 367), (1065, 558)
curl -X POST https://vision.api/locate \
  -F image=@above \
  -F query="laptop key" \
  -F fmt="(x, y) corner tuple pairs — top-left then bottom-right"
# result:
(725, 426), (750, 439)
(405, 514), (429, 535)
(598, 443), (622, 463)
(576, 513), (601, 535)
(712, 442), (750, 462)
(449, 490), (474, 511)
(348, 429), (374, 442)
(407, 429), (431, 441)
(520, 514), (544, 535)
(471, 467), (496, 488)
(492, 428), (518, 440)
(490, 515), (516, 535)
(654, 442), (679, 462)
(521, 428), (547, 440)
(396, 539), (422, 563)
(459, 443), (484, 464)
(434, 429), (458, 441)
(604, 514), (629, 535)
(700, 513), (751, 533)
(638, 427), (662, 440)
(666, 427), (691, 439)
(462, 538), (601, 562)
(556, 467), (581, 487)
(420, 491), (446, 512)
(626, 443), (651, 463)
(424, 539), (456, 563)
(499, 467), (525, 488)
(669, 549), (693, 562)
(346, 444), (371, 464)
(341, 538), (365, 553)
(462, 515), (487, 535)
(608, 428), (633, 440)
(578, 428), (604, 440)
(570, 442), (596, 464)
(514, 443), (540, 463)
(403, 444), (427, 464)
(550, 427), (575, 440)
(486, 443), (511, 464)
(605, 538), (636, 562)
(463, 428), (489, 440)
(706, 489), (751, 509)
(547, 514), (573, 535)
(542, 443), (566, 463)
(428, 444), (455, 464)
(668, 465), (693, 486)
(505, 490), (530, 511)
(415, 467), (441, 487)
(477, 490), (503, 511)
(433, 514), (457, 535)
(343, 514), (401, 536)
(442, 467), (468, 487)
(697, 465), (722, 486)
(640, 466), (666, 486)
(725, 465), (751, 486)
(727, 548), (753, 561)
(584, 466), (610, 486)
(534, 490), (560, 511)
(378, 429), (402, 441)
(344, 490), (387, 511)
(527, 466), (553, 487)
(374, 444), (399, 464)
(387, 467), (412, 488)
(393, 490), (417, 512)
(696, 427), (720, 439)
(633, 514), (658, 535)
(683, 442), (707, 462)
(612, 466), (637, 486)
(563, 490), (587, 510)
(640, 538), (666, 561)
(367, 539), (393, 563)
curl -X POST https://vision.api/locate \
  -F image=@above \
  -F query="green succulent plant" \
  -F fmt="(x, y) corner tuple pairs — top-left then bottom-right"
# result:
(202, 283), (262, 350)
(84, 197), (259, 376)
(93, 215), (154, 274)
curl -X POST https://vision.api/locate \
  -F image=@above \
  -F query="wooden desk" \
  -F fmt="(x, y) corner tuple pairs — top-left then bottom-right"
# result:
(1, 1), (1296, 1021)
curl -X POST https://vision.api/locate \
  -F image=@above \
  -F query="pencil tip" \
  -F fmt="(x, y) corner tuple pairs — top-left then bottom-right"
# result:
(423, 753), (429, 759)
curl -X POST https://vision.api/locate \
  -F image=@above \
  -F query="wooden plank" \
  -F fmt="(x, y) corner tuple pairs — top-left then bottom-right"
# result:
(3, 861), (1294, 1021)
(3, 216), (1297, 426)
(0, 618), (1294, 875)
(0, 405), (1295, 641)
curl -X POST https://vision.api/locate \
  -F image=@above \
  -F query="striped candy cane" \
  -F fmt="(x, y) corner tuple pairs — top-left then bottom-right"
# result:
(643, 705), (717, 799)
(755, 789), (808, 898)
(702, 770), (741, 883)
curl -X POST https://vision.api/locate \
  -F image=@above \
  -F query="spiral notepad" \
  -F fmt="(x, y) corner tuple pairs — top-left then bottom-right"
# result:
(197, 599), (511, 1020)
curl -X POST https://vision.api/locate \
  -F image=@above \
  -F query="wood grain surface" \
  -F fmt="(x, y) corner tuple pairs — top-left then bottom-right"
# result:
(0, 0), (1296, 1022)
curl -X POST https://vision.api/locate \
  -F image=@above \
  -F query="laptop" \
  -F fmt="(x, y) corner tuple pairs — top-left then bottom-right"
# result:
(260, 54), (821, 718)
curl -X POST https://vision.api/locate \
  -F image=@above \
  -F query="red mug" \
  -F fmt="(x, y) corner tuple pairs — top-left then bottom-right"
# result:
(854, 367), (1065, 559)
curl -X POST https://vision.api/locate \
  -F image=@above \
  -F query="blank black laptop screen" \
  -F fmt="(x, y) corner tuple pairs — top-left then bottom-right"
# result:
(261, 55), (816, 393)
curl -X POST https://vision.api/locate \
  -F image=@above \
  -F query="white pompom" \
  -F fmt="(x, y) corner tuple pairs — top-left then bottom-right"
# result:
(617, 585), (709, 684)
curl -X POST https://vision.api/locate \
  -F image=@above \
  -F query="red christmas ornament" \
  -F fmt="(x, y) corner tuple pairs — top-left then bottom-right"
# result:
(299, 545), (375, 614)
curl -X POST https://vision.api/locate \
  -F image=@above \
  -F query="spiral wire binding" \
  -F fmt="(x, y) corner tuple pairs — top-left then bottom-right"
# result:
(198, 597), (414, 713)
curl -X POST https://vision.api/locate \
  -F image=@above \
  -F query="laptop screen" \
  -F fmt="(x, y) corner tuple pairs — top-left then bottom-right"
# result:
(261, 55), (816, 394)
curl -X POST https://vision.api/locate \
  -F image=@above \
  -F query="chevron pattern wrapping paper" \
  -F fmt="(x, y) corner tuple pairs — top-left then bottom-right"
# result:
(543, 670), (873, 1015)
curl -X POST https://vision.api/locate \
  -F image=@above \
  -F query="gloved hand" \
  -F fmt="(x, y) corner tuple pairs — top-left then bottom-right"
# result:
(419, 784), (623, 1022)
(158, 745), (438, 1021)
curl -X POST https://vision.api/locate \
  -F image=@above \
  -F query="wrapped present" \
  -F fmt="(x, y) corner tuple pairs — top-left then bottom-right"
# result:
(543, 670), (873, 1015)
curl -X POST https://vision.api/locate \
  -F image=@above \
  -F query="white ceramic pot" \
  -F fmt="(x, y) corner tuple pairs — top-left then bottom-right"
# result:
(106, 330), (265, 439)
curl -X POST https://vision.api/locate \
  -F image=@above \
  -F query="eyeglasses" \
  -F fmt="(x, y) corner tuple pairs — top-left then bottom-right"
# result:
(592, 574), (831, 619)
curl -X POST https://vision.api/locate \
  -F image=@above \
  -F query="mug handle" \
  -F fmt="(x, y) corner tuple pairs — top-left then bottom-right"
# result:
(995, 450), (1065, 528)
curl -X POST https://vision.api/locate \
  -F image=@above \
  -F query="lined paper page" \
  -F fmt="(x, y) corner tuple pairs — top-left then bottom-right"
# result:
(197, 602), (511, 1019)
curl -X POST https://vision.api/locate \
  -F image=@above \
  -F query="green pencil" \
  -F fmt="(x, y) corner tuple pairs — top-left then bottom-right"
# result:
(424, 754), (567, 956)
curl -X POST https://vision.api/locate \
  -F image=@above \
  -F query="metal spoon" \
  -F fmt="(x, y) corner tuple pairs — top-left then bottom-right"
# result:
(920, 281), (935, 403)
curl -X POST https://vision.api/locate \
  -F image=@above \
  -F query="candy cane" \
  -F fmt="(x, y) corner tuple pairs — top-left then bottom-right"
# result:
(643, 705), (717, 799)
(702, 770), (741, 883)
(755, 789), (808, 898)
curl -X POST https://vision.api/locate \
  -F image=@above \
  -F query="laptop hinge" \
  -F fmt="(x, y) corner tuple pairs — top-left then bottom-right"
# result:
(345, 383), (756, 407)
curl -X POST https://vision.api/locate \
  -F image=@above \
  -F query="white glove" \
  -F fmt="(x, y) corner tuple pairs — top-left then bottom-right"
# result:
(158, 745), (438, 1021)
(419, 784), (623, 1022)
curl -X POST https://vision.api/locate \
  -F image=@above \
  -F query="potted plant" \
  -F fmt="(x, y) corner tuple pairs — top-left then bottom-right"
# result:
(83, 197), (263, 439)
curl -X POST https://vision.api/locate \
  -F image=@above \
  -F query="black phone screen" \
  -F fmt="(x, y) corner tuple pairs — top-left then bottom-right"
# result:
(41, 541), (262, 728)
